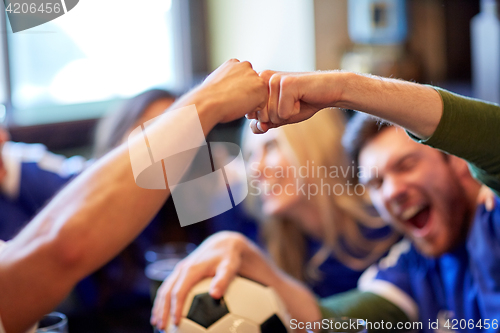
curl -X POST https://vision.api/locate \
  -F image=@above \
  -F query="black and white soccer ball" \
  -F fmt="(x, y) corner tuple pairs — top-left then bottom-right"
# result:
(167, 276), (290, 333)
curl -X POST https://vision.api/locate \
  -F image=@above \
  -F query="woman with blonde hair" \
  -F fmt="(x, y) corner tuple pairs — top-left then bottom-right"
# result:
(236, 108), (400, 296)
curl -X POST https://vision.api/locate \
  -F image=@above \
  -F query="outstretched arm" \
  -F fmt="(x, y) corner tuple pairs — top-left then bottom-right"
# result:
(0, 59), (268, 333)
(254, 71), (442, 139)
(254, 71), (500, 194)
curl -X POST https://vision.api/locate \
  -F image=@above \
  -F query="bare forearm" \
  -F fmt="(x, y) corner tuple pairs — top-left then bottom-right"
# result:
(0, 92), (220, 333)
(336, 72), (443, 139)
(0, 145), (167, 332)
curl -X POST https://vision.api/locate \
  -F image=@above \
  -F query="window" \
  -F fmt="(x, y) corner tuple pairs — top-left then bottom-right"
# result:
(1, 0), (179, 125)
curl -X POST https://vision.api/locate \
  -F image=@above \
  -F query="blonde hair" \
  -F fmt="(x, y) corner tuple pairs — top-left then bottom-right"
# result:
(242, 109), (399, 282)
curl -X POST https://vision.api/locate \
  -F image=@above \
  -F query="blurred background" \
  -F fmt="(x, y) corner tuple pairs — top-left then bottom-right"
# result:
(0, 0), (498, 332)
(0, 0), (496, 156)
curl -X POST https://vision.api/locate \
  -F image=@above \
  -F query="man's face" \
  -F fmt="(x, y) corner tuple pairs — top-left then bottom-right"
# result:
(358, 127), (471, 257)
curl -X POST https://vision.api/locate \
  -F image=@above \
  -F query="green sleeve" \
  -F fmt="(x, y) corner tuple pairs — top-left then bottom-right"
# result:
(408, 87), (500, 196)
(319, 290), (412, 332)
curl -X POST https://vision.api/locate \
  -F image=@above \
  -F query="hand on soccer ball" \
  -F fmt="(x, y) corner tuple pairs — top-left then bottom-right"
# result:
(150, 232), (249, 330)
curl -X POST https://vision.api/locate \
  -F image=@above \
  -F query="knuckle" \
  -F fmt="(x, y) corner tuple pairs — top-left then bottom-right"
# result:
(260, 70), (274, 79)
(183, 264), (197, 275)
(218, 231), (245, 245)
(228, 235), (246, 252)
(241, 60), (252, 68)
(218, 230), (238, 239)
(270, 73), (282, 87)
(280, 75), (295, 88)
(231, 232), (246, 243)
(219, 260), (234, 272)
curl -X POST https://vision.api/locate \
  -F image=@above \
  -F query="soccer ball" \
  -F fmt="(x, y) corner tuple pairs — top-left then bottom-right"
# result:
(167, 276), (290, 333)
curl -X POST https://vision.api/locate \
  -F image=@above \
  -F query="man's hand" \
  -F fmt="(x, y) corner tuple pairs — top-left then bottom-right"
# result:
(247, 70), (347, 133)
(150, 231), (322, 332)
(192, 59), (268, 128)
(248, 70), (442, 139)
(150, 232), (265, 330)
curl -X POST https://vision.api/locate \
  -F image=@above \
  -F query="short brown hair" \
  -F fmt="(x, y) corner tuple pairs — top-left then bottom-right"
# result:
(342, 112), (392, 170)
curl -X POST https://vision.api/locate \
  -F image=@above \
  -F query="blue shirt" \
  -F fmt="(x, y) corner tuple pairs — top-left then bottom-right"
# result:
(359, 198), (500, 332)
(210, 204), (393, 297)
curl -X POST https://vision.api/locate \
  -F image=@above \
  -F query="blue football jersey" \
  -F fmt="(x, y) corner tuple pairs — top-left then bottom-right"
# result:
(210, 203), (394, 298)
(358, 197), (500, 332)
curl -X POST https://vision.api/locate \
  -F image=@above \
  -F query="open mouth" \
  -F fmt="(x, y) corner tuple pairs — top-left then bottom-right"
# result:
(401, 204), (431, 230)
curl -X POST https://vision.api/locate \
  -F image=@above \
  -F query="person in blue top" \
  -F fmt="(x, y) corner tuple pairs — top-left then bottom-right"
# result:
(151, 70), (499, 333)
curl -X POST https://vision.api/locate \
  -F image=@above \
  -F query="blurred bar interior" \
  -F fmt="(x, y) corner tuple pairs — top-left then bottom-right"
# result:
(0, 0), (497, 155)
(0, 0), (498, 332)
